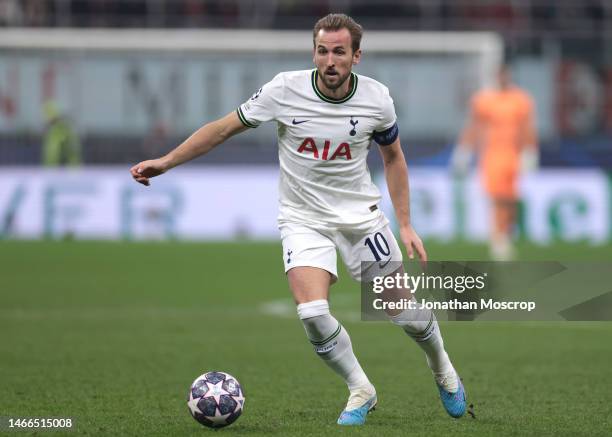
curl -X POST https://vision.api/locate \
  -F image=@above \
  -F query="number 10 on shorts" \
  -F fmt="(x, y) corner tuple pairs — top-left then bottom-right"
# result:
(364, 232), (391, 262)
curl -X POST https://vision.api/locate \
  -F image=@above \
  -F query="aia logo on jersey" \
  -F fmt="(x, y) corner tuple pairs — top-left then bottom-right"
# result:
(297, 138), (352, 160)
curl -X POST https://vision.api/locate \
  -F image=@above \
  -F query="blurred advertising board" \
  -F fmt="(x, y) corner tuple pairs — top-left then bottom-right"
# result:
(0, 166), (609, 243)
(0, 54), (555, 140)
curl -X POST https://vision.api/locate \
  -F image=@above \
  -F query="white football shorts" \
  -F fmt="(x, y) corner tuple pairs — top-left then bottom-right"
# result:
(279, 214), (403, 283)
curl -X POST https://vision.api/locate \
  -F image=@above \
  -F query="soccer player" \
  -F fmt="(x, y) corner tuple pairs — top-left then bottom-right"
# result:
(131, 14), (466, 425)
(452, 65), (538, 260)
(42, 100), (81, 167)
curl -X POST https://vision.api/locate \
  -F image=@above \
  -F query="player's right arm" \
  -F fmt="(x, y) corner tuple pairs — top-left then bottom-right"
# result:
(130, 111), (247, 186)
(451, 94), (481, 175)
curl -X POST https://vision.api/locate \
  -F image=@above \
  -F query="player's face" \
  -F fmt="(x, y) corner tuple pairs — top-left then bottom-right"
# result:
(313, 28), (361, 93)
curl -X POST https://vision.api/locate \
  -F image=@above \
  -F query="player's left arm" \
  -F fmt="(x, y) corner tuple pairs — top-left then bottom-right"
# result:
(378, 138), (427, 263)
(451, 93), (481, 175)
(521, 93), (538, 147)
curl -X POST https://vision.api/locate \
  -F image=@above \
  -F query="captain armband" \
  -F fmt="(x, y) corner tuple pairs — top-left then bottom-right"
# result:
(372, 122), (399, 146)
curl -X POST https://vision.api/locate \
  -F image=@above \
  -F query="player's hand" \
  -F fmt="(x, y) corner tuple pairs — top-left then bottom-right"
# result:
(450, 146), (472, 177)
(130, 158), (168, 186)
(399, 225), (427, 266)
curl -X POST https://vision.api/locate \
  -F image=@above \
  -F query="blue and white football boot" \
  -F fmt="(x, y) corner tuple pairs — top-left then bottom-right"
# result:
(436, 371), (467, 418)
(337, 385), (377, 426)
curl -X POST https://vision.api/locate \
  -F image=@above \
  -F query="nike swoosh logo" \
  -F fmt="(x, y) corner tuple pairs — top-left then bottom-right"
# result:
(378, 258), (392, 269)
(292, 119), (310, 125)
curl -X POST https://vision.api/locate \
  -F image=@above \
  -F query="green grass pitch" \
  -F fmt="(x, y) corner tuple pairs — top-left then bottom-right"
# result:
(1, 240), (611, 436)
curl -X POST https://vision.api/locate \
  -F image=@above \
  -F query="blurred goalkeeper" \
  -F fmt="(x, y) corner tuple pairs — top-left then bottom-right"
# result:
(131, 14), (467, 425)
(452, 65), (538, 260)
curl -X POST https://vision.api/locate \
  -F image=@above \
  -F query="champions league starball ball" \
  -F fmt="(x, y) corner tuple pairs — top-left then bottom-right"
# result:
(187, 371), (245, 429)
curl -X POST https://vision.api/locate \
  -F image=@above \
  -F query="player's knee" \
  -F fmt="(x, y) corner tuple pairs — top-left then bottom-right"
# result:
(288, 267), (332, 303)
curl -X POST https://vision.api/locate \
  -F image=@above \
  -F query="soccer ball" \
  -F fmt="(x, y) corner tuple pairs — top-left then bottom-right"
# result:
(187, 371), (245, 429)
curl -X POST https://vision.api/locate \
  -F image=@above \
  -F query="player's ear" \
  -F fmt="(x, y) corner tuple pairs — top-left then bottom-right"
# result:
(352, 48), (362, 65)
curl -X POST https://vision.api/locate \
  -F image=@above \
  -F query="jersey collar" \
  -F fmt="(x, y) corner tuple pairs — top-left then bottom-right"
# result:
(311, 70), (358, 104)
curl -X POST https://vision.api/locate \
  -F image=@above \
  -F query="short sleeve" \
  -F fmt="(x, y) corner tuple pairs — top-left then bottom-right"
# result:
(236, 74), (284, 128)
(376, 87), (397, 132)
(372, 87), (399, 146)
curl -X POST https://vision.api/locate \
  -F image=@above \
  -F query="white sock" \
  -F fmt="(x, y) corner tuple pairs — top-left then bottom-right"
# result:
(297, 299), (371, 392)
(390, 304), (458, 392)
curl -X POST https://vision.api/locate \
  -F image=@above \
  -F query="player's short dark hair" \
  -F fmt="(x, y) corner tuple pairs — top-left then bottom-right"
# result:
(313, 14), (363, 53)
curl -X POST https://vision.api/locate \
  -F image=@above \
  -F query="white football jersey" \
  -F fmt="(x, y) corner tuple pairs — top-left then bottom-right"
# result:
(237, 69), (398, 231)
